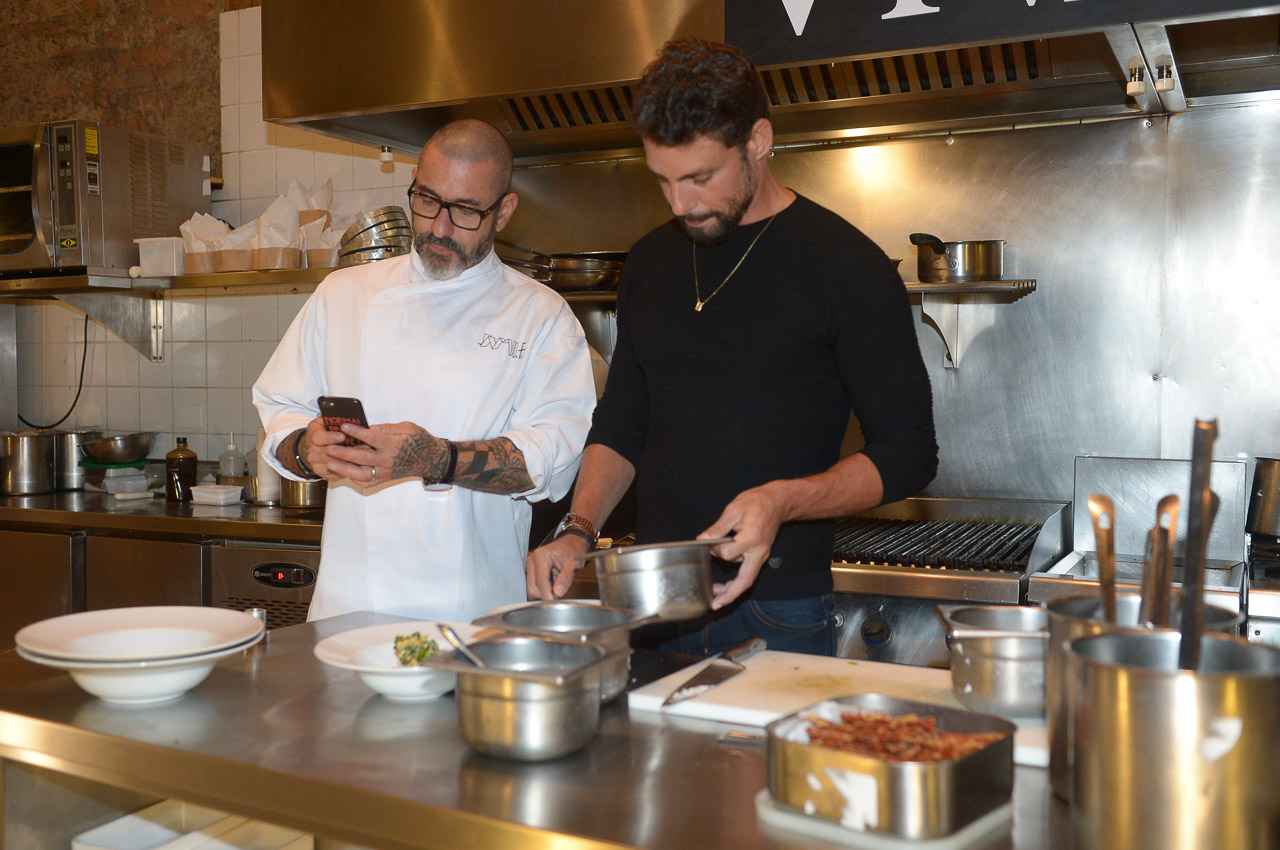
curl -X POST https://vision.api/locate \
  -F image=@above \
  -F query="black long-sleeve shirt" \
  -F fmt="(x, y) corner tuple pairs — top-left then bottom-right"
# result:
(589, 194), (938, 599)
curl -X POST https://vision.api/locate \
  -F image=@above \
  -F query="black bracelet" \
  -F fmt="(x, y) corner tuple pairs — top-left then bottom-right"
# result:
(293, 431), (320, 480)
(424, 439), (458, 486)
(555, 526), (595, 548)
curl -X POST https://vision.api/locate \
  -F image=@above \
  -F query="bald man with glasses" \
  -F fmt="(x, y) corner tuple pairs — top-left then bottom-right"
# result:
(254, 119), (596, 624)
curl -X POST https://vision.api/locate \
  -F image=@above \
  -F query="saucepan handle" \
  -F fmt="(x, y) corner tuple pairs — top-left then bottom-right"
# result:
(909, 232), (948, 254)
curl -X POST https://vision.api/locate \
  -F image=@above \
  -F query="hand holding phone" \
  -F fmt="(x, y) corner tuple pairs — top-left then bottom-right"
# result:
(318, 396), (369, 447)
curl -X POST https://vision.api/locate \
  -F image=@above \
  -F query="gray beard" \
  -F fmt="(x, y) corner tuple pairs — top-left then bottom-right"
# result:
(414, 225), (495, 279)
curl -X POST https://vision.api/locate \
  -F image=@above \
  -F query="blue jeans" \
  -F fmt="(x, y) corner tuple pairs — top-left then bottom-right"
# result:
(645, 594), (837, 657)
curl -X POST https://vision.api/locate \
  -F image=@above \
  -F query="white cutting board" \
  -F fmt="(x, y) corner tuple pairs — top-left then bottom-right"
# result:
(628, 650), (1048, 767)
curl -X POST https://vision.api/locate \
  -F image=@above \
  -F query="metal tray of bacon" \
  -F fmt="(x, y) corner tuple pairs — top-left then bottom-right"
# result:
(765, 694), (1015, 840)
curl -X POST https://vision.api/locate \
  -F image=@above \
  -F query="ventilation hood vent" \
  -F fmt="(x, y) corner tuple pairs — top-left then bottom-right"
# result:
(262, 1), (1280, 162)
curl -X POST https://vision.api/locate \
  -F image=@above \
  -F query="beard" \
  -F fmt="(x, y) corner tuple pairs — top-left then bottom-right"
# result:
(414, 221), (496, 280)
(676, 158), (759, 247)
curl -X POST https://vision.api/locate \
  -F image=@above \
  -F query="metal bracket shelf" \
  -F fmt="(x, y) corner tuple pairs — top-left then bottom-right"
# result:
(910, 279), (1037, 369)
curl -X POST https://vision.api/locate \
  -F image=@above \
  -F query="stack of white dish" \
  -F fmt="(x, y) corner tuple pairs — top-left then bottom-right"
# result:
(15, 606), (265, 705)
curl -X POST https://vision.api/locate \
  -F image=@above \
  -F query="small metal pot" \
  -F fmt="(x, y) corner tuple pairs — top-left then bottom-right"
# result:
(51, 428), (103, 490)
(429, 634), (609, 761)
(1246, 457), (1280, 537)
(909, 232), (1005, 282)
(472, 601), (644, 702)
(576, 538), (724, 622)
(0, 430), (56, 495)
(935, 604), (1048, 719)
(282, 478), (327, 510)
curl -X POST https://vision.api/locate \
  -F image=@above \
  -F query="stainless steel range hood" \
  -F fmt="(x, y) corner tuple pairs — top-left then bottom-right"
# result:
(262, 0), (1280, 161)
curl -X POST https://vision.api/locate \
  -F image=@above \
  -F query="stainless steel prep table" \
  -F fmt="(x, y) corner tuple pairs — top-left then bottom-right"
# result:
(0, 612), (1071, 850)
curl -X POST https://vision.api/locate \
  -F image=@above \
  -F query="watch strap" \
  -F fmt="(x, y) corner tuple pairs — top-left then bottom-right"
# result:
(555, 512), (599, 547)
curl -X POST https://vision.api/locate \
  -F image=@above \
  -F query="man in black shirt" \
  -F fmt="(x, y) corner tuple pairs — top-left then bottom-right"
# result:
(526, 38), (938, 656)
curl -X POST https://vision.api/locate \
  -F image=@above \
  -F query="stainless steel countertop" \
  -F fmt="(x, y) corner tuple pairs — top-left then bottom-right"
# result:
(0, 491), (323, 544)
(0, 612), (1072, 849)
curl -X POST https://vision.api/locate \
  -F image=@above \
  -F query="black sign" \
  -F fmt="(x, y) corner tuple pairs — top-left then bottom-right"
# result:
(727, 0), (1274, 65)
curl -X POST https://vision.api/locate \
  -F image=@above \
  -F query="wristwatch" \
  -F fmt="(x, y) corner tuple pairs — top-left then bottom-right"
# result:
(554, 512), (599, 548)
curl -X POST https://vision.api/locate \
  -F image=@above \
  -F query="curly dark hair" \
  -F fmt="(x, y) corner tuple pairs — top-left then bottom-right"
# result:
(634, 38), (769, 149)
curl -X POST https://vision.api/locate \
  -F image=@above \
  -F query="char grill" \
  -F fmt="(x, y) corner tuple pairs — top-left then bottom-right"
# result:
(833, 517), (1041, 573)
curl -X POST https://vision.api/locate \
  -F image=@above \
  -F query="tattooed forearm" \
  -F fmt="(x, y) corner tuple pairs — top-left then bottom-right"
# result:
(390, 430), (450, 480)
(454, 437), (533, 494)
(389, 429), (532, 494)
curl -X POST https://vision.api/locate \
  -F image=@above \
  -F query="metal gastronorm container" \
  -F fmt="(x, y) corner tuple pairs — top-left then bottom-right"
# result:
(765, 694), (1015, 841)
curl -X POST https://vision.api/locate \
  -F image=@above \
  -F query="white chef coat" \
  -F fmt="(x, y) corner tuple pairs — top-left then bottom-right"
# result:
(253, 249), (596, 622)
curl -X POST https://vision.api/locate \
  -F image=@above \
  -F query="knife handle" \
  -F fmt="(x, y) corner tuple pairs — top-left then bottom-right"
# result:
(723, 636), (767, 664)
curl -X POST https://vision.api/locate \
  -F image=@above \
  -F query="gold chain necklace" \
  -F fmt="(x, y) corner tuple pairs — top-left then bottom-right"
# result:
(692, 212), (779, 312)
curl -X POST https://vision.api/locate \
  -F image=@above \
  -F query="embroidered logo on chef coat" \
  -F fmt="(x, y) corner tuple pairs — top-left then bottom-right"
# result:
(478, 333), (528, 360)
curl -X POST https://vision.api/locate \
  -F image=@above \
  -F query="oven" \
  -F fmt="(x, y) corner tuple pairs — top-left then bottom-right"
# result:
(831, 497), (1071, 667)
(0, 120), (208, 274)
(210, 541), (319, 630)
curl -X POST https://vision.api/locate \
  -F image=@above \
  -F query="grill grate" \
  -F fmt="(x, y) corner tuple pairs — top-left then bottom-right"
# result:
(834, 516), (1041, 573)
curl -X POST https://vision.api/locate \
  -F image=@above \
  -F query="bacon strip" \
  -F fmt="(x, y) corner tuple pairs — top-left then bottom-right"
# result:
(805, 711), (1005, 762)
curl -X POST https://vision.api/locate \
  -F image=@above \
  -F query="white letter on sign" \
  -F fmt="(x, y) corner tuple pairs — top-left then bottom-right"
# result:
(780, 0), (817, 35)
(882, 0), (941, 19)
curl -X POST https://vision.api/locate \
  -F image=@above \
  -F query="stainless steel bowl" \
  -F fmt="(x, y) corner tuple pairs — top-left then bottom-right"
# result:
(935, 605), (1048, 719)
(338, 245), (410, 268)
(428, 634), (607, 761)
(80, 431), (156, 464)
(576, 538), (724, 622)
(472, 602), (639, 702)
(339, 207), (409, 244)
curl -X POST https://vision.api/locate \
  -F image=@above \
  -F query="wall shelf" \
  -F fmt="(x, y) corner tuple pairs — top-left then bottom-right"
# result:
(911, 279), (1037, 369)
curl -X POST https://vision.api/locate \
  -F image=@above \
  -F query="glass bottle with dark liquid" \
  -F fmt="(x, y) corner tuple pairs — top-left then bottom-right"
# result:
(165, 437), (198, 502)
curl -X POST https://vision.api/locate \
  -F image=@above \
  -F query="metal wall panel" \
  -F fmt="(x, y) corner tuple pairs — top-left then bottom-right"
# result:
(1163, 103), (1280, 466)
(506, 105), (1278, 504)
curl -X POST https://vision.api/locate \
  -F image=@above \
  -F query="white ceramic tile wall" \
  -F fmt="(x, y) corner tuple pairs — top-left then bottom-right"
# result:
(12, 8), (420, 463)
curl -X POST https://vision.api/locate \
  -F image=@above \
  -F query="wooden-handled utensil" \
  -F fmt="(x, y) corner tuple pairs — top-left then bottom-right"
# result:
(1139, 494), (1180, 626)
(1088, 494), (1117, 623)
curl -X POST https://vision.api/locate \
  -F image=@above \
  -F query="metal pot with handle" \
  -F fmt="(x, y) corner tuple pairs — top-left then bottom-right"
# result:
(909, 232), (1005, 282)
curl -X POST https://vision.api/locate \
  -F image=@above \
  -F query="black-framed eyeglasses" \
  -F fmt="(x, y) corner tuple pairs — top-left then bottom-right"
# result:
(406, 185), (505, 231)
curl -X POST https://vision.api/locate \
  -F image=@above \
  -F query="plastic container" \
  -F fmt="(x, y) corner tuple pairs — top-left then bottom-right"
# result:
(218, 433), (247, 477)
(71, 799), (245, 850)
(165, 437), (198, 503)
(104, 472), (149, 494)
(191, 484), (244, 505)
(134, 237), (185, 277)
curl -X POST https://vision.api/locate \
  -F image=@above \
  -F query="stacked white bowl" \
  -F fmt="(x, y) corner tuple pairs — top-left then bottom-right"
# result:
(15, 606), (265, 704)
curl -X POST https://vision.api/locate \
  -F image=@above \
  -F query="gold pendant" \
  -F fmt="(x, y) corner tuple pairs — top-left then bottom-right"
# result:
(694, 299), (704, 312)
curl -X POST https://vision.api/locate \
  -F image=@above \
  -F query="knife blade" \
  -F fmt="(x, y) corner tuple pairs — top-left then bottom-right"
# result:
(661, 636), (767, 707)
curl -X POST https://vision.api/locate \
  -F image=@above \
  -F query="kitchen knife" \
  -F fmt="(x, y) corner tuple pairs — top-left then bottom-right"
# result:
(661, 636), (767, 707)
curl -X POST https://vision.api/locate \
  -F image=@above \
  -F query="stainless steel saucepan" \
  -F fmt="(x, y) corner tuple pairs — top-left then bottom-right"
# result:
(909, 232), (1005, 282)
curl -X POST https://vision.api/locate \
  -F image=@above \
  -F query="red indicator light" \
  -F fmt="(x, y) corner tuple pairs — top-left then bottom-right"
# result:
(275, 571), (286, 582)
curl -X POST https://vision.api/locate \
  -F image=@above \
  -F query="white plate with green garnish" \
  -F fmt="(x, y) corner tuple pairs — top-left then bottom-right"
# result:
(314, 621), (482, 701)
